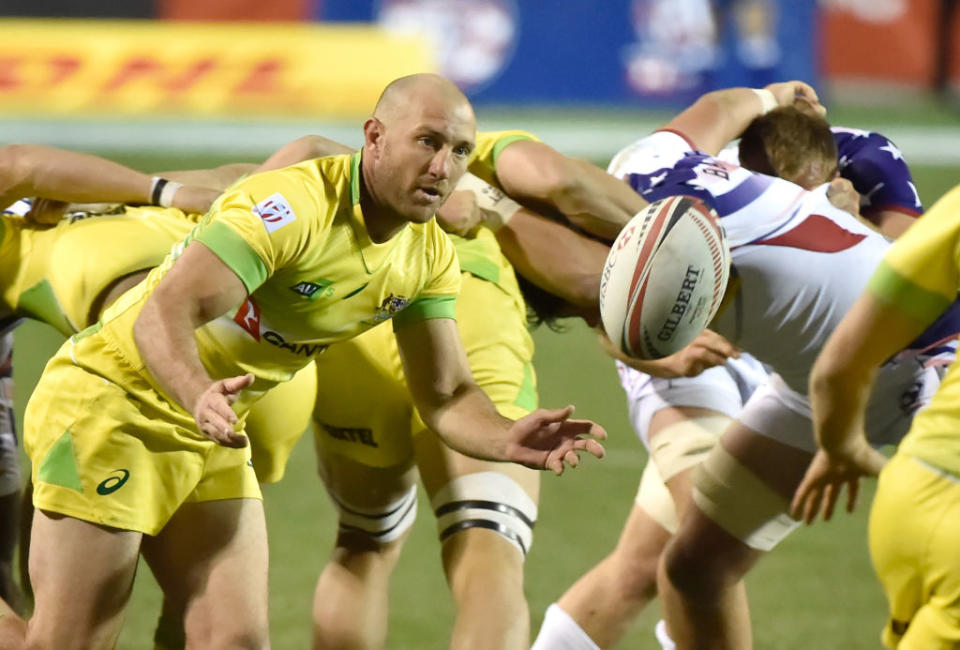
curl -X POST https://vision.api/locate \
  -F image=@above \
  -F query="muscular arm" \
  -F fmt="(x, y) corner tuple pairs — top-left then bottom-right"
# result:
(665, 82), (823, 156)
(159, 163), (257, 191)
(494, 140), (647, 241)
(396, 317), (606, 473)
(256, 135), (354, 173)
(495, 210), (609, 308)
(133, 242), (251, 446)
(871, 210), (916, 239)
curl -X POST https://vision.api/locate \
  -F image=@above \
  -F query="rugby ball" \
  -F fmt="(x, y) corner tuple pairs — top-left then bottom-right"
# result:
(599, 195), (730, 360)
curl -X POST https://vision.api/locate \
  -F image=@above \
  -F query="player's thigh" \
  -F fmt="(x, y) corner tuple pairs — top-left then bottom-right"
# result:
(246, 362), (317, 484)
(28, 509), (141, 648)
(142, 498), (269, 645)
(870, 455), (960, 650)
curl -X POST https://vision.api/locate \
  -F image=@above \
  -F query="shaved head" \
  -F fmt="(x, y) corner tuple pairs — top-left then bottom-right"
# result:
(373, 73), (474, 125)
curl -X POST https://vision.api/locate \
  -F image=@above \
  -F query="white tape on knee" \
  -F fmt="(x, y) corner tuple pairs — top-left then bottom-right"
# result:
(649, 414), (730, 482)
(327, 483), (418, 543)
(692, 445), (800, 551)
(431, 471), (538, 557)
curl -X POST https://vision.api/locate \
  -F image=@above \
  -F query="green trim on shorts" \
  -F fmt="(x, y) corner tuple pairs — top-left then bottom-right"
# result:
(37, 429), (84, 493)
(194, 221), (269, 293)
(868, 260), (952, 325)
(17, 279), (73, 337)
(492, 134), (535, 163)
(392, 296), (457, 330)
(513, 362), (538, 412)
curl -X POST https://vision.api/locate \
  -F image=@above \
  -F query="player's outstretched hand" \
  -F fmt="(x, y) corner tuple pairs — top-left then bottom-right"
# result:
(172, 185), (222, 216)
(504, 406), (606, 475)
(193, 373), (255, 448)
(790, 443), (887, 524)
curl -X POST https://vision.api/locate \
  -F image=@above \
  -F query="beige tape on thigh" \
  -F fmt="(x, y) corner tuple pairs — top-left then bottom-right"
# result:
(692, 445), (800, 552)
(649, 415), (731, 483)
(635, 458), (678, 534)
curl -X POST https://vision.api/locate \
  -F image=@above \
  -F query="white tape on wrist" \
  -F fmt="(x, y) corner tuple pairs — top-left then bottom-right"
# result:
(455, 172), (522, 231)
(752, 88), (779, 114)
(158, 180), (183, 208)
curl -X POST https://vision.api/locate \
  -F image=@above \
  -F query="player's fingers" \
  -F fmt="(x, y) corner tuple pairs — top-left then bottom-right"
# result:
(207, 397), (238, 425)
(847, 477), (860, 513)
(545, 451), (564, 476)
(822, 483), (838, 521)
(563, 450), (580, 468)
(536, 404), (575, 424)
(572, 438), (606, 459)
(698, 329), (738, 357)
(800, 484), (821, 524)
(221, 373), (255, 395)
(558, 419), (607, 441)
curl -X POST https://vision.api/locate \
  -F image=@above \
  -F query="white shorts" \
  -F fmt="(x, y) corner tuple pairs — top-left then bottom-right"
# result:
(618, 354), (770, 449)
(740, 362), (940, 453)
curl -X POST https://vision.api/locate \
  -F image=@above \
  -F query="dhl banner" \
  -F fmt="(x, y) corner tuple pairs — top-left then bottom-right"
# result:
(0, 20), (436, 117)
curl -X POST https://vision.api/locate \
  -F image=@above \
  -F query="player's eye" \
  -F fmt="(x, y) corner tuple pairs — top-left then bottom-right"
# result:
(418, 136), (438, 149)
(454, 145), (471, 157)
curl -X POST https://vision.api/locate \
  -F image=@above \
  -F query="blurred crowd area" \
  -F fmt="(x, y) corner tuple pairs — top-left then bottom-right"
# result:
(0, 0), (958, 122)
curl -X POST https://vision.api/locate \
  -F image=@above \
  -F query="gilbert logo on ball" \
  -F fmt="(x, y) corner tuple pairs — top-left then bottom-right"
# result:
(600, 195), (730, 360)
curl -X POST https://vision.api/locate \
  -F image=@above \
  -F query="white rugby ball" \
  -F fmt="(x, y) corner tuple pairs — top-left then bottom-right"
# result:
(599, 195), (730, 360)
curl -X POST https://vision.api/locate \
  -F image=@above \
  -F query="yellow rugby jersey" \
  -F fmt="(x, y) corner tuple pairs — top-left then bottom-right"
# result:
(94, 151), (460, 405)
(451, 129), (538, 306)
(0, 207), (196, 336)
(867, 184), (960, 475)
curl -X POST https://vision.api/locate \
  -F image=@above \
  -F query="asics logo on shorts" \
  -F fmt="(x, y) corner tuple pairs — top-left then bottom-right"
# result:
(96, 469), (130, 495)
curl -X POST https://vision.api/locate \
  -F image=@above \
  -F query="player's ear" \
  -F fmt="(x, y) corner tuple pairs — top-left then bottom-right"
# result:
(363, 117), (386, 156)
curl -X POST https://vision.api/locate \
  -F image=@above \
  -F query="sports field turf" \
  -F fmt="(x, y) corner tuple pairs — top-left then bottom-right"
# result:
(11, 149), (960, 648)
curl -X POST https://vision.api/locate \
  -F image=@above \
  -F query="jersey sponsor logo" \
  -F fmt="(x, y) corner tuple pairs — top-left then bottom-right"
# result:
(253, 193), (296, 233)
(289, 280), (333, 300)
(318, 422), (378, 447)
(261, 330), (328, 357)
(234, 298), (262, 341)
(96, 469), (130, 495)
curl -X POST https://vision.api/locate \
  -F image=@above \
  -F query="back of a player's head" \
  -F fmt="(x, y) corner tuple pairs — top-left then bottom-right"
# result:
(738, 105), (838, 189)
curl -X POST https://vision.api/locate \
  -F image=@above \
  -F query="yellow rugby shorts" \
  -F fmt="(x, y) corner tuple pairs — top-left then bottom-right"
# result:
(870, 453), (960, 649)
(26, 342), (260, 536)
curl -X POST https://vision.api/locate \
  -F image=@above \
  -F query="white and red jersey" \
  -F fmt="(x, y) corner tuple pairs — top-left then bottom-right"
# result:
(608, 130), (951, 397)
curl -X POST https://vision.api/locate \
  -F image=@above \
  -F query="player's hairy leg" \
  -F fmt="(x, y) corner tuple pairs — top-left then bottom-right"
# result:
(141, 498), (269, 650)
(658, 422), (812, 650)
(554, 505), (671, 648)
(414, 433), (538, 650)
(312, 455), (416, 650)
(26, 510), (141, 650)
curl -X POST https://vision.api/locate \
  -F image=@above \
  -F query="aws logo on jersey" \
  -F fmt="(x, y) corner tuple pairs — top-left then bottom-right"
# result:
(289, 279), (334, 300)
(253, 193), (296, 233)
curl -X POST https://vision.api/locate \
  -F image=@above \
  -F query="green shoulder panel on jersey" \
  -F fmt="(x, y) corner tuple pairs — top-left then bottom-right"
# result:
(452, 235), (500, 285)
(392, 295), (457, 331)
(868, 260), (952, 325)
(194, 221), (269, 293)
(17, 279), (74, 336)
(468, 130), (539, 187)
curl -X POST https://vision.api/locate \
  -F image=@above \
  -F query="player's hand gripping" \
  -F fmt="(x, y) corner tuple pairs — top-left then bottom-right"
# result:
(790, 440), (887, 524)
(503, 406), (607, 475)
(765, 80), (826, 117)
(435, 189), (483, 237)
(826, 177), (861, 218)
(193, 373), (255, 447)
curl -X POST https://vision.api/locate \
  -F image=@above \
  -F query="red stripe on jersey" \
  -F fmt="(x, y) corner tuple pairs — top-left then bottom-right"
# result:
(757, 214), (866, 253)
(862, 204), (922, 220)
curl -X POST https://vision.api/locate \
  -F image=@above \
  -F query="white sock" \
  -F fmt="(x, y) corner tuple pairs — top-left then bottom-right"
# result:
(530, 604), (601, 650)
(655, 619), (677, 650)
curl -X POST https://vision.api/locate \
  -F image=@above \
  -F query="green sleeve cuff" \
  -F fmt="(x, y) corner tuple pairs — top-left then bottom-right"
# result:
(392, 295), (457, 331)
(492, 134), (535, 163)
(195, 221), (269, 293)
(868, 260), (952, 324)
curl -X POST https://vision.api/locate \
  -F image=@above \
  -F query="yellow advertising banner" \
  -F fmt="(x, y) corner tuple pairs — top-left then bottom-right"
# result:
(0, 20), (436, 117)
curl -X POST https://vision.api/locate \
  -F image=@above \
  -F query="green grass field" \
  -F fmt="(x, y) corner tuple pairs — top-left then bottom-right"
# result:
(10, 150), (960, 648)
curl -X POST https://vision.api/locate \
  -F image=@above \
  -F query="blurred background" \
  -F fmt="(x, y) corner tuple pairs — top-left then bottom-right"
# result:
(4, 2), (960, 648)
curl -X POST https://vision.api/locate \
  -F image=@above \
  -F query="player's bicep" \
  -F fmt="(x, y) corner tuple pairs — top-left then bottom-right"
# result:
(256, 135), (355, 173)
(152, 240), (249, 326)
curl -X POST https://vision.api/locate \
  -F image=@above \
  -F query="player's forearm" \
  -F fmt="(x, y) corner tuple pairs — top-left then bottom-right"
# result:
(809, 355), (876, 458)
(159, 163), (256, 191)
(496, 210), (608, 308)
(0, 144), (155, 207)
(133, 290), (216, 415)
(417, 382), (514, 462)
(256, 135), (355, 173)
